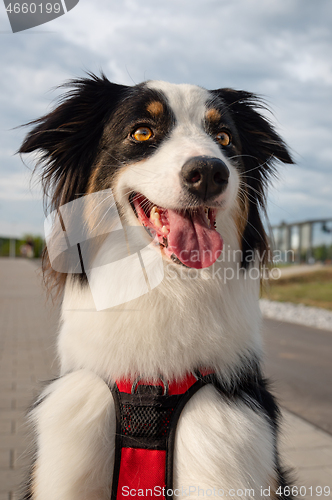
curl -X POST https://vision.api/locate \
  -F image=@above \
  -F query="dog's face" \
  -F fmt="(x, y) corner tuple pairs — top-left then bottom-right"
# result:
(91, 81), (244, 269)
(20, 75), (293, 285)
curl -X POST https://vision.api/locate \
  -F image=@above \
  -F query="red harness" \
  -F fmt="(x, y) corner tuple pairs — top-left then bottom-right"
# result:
(110, 371), (216, 500)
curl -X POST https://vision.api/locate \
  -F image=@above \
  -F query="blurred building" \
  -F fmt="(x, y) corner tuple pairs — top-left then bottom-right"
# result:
(271, 218), (332, 264)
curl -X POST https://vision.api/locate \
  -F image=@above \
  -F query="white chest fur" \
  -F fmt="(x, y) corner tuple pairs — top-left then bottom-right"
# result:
(32, 370), (275, 500)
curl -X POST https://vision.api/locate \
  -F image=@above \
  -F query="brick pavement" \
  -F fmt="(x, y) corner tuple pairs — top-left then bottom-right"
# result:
(0, 258), (331, 499)
(280, 413), (332, 497)
(0, 258), (59, 499)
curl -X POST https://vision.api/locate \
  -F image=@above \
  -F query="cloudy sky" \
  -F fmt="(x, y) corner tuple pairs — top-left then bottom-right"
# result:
(0, 0), (331, 237)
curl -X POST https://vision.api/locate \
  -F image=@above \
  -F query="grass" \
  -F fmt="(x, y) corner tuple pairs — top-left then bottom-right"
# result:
(261, 268), (332, 311)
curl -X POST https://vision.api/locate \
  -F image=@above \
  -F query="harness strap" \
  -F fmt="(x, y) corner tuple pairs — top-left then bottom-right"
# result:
(109, 371), (215, 500)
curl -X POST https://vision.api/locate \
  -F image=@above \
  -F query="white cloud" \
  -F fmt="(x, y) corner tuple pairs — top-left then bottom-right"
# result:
(0, 171), (42, 201)
(268, 166), (332, 225)
(0, 0), (331, 236)
(0, 218), (43, 238)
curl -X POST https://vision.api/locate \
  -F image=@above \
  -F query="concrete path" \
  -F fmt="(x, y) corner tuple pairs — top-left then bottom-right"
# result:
(0, 258), (59, 499)
(280, 412), (332, 498)
(0, 259), (331, 499)
(278, 264), (326, 278)
(262, 318), (332, 434)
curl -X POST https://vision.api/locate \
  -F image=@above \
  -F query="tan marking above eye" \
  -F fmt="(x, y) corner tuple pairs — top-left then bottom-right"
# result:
(216, 131), (231, 146)
(147, 101), (164, 117)
(133, 127), (153, 142)
(206, 108), (221, 122)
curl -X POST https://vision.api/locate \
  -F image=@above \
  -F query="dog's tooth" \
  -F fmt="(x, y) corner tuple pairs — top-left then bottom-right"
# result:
(151, 206), (160, 218)
(161, 225), (169, 236)
(150, 206), (161, 220)
(150, 206), (162, 227)
(151, 216), (162, 227)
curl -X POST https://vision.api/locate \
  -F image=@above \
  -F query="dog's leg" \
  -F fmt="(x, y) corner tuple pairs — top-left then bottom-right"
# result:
(27, 370), (115, 500)
(174, 385), (283, 499)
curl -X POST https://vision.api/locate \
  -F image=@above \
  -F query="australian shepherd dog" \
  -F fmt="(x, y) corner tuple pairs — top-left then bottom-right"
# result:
(19, 75), (293, 500)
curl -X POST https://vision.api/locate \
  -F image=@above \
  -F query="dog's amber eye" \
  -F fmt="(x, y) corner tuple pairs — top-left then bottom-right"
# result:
(132, 127), (153, 142)
(216, 131), (231, 147)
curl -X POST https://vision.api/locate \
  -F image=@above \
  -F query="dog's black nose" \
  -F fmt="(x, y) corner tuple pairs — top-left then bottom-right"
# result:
(181, 156), (230, 201)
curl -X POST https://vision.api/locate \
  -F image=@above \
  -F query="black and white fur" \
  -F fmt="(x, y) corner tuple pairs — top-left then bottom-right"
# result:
(20, 75), (293, 499)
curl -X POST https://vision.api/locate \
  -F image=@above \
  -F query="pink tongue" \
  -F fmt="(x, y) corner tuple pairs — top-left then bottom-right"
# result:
(167, 209), (223, 269)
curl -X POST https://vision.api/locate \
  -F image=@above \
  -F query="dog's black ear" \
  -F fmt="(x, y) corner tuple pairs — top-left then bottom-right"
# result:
(212, 89), (294, 266)
(216, 88), (293, 167)
(19, 73), (129, 210)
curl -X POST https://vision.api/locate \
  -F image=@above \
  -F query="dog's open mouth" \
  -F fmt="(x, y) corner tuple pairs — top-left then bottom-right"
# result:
(130, 193), (223, 269)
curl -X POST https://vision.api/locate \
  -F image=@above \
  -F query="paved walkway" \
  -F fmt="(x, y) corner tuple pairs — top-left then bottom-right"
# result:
(0, 259), (331, 499)
(0, 259), (59, 499)
(278, 263), (326, 278)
